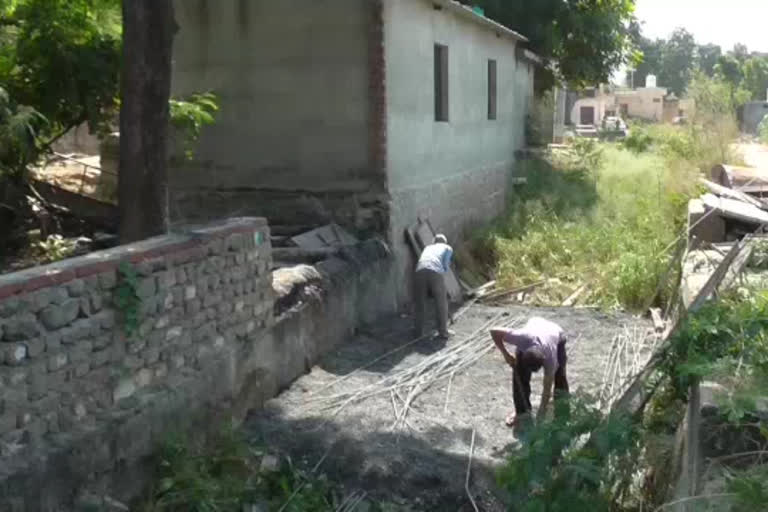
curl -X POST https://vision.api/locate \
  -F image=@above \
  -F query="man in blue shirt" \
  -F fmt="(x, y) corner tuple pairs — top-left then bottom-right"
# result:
(414, 234), (453, 339)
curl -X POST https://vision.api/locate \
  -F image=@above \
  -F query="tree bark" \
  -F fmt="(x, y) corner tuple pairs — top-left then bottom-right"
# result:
(118, 0), (176, 243)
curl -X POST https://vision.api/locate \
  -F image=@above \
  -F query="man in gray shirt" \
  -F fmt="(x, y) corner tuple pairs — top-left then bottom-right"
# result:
(489, 317), (570, 426)
(414, 234), (453, 339)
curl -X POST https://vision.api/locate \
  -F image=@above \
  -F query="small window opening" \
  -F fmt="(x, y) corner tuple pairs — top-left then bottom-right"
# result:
(487, 59), (497, 120)
(434, 44), (449, 122)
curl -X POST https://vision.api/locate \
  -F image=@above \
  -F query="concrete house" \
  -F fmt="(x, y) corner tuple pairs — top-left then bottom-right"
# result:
(569, 76), (694, 126)
(169, 0), (536, 302)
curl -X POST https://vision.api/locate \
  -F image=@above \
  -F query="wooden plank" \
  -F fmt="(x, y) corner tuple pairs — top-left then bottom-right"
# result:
(291, 223), (358, 250)
(699, 178), (768, 210)
(700, 193), (768, 225)
(562, 284), (586, 307)
(272, 247), (339, 264)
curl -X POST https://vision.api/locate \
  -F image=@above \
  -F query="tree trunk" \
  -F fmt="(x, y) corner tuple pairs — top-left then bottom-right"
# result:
(118, 0), (176, 243)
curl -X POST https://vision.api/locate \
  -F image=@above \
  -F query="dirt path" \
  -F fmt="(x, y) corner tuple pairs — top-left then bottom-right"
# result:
(735, 142), (768, 168)
(244, 305), (651, 510)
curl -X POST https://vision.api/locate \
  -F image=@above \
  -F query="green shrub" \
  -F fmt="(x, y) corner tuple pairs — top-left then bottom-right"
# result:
(497, 395), (641, 512)
(142, 429), (338, 512)
(622, 126), (653, 153)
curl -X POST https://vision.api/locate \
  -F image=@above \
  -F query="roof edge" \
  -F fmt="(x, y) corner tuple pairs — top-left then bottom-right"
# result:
(427, 0), (529, 43)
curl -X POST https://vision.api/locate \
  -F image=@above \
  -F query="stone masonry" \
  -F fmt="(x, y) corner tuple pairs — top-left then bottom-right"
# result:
(0, 218), (273, 510)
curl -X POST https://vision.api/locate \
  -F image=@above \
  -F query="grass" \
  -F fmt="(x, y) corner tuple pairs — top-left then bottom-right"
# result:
(466, 140), (699, 311)
(140, 428), (340, 512)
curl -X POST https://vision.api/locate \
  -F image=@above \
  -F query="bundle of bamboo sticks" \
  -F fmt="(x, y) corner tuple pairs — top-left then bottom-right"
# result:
(597, 325), (660, 410)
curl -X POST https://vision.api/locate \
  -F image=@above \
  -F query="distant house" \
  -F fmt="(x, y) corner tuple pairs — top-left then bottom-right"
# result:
(739, 100), (768, 135)
(569, 76), (693, 126)
(169, 0), (537, 303)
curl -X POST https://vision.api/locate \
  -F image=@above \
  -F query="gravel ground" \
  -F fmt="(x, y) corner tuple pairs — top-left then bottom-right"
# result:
(244, 304), (652, 510)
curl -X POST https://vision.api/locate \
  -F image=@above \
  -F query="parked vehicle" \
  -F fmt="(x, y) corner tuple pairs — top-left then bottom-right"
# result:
(601, 116), (629, 137)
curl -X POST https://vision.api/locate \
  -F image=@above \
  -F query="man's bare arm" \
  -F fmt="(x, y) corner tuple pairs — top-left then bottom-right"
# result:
(537, 373), (554, 421)
(490, 329), (516, 367)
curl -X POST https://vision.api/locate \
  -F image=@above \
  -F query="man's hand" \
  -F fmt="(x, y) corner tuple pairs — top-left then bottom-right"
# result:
(537, 373), (555, 422)
(503, 351), (516, 368)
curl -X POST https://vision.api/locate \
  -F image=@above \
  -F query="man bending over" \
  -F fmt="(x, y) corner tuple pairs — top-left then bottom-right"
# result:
(490, 317), (570, 426)
(414, 234), (453, 339)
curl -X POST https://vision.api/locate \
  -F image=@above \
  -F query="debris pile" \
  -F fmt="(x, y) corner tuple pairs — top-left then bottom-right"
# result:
(683, 163), (768, 304)
(269, 223), (360, 314)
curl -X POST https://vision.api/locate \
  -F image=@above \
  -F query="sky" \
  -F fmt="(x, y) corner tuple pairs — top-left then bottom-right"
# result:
(634, 0), (768, 53)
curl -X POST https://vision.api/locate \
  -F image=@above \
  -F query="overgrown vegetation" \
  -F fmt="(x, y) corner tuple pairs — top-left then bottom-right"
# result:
(114, 261), (141, 337)
(169, 92), (220, 161)
(33, 234), (76, 263)
(498, 396), (641, 511)
(141, 428), (379, 512)
(468, 73), (749, 311)
(467, 143), (695, 310)
(497, 290), (768, 511)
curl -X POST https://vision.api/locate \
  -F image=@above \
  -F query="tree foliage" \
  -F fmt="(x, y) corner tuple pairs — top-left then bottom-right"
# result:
(630, 27), (768, 102)
(742, 58), (768, 102)
(657, 28), (696, 96)
(462, 0), (638, 87)
(0, 0), (122, 139)
(697, 43), (723, 77)
(0, 86), (45, 178)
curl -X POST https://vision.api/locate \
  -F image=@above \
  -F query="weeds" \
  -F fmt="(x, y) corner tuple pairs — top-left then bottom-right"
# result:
(142, 428), (341, 512)
(469, 145), (695, 310)
(34, 234), (76, 263)
(169, 92), (219, 161)
(497, 395), (641, 512)
(498, 290), (768, 511)
(113, 261), (141, 337)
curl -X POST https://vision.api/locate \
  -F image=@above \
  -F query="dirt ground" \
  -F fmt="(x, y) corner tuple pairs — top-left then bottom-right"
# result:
(735, 141), (768, 169)
(31, 155), (115, 203)
(244, 304), (652, 510)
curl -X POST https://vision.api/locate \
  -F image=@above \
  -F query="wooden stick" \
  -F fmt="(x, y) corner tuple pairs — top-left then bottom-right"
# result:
(444, 371), (455, 413)
(312, 332), (433, 395)
(562, 284), (587, 307)
(481, 280), (547, 302)
(465, 428), (479, 512)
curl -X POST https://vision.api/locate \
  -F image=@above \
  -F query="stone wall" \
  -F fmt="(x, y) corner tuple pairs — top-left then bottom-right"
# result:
(0, 218), (274, 510)
(0, 219), (400, 510)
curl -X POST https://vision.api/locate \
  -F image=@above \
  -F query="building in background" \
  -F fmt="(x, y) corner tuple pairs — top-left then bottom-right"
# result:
(169, 0), (538, 304)
(569, 75), (694, 126)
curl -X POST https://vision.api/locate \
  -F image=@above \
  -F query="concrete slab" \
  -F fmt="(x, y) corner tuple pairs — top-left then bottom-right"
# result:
(244, 305), (650, 510)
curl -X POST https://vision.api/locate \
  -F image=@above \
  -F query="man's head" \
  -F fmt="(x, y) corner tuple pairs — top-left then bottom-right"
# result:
(433, 234), (447, 245)
(519, 346), (546, 373)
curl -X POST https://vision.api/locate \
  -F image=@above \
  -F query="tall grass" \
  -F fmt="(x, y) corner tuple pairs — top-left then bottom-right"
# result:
(468, 144), (698, 311)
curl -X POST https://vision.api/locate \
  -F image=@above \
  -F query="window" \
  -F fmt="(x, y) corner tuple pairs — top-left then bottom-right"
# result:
(434, 44), (449, 122)
(487, 59), (497, 120)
